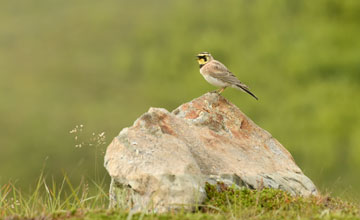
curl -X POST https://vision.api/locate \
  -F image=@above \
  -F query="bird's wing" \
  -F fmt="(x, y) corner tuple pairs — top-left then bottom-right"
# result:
(207, 61), (249, 89)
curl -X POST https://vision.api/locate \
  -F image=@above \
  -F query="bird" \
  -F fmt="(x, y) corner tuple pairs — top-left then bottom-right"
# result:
(196, 52), (258, 100)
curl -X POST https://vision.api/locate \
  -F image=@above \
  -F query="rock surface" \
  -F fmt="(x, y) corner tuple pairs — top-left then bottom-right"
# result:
(104, 93), (317, 212)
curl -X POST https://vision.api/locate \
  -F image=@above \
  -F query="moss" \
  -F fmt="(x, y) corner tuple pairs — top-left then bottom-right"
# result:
(202, 182), (360, 219)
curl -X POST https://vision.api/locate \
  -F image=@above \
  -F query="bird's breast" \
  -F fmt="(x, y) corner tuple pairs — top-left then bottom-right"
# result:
(200, 71), (229, 87)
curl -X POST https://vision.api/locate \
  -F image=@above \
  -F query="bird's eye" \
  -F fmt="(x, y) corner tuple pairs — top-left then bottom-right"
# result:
(199, 55), (207, 61)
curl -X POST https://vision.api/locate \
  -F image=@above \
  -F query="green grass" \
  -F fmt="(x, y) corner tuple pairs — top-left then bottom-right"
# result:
(1, 178), (359, 220)
(1, 0), (360, 197)
(0, 173), (108, 219)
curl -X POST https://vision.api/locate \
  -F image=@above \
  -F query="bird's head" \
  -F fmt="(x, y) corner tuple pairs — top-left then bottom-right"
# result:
(196, 52), (213, 67)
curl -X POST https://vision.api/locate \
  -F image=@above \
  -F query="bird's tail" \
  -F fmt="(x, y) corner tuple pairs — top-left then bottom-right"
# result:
(235, 84), (258, 100)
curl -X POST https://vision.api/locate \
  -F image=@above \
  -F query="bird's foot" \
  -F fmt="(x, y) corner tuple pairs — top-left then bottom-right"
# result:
(210, 88), (225, 95)
(217, 87), (226, 94)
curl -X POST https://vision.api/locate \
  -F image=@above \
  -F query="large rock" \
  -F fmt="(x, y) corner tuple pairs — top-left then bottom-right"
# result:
(104, 93), (317, 212)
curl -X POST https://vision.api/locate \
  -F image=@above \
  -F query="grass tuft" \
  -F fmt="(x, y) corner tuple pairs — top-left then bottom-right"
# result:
(0, 173), (108, 219)
(1, 180), (359, 219)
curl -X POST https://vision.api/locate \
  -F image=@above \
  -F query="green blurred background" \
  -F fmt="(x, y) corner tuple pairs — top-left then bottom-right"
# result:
(1, 0), (359, 198)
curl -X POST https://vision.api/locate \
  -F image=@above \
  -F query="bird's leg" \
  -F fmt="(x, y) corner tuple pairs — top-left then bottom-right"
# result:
(210, 87), (227, 94)
(217, 87), (226, 94)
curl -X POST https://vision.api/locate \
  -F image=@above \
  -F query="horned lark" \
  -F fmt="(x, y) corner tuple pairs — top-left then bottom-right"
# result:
(196, 52), (258, 100)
